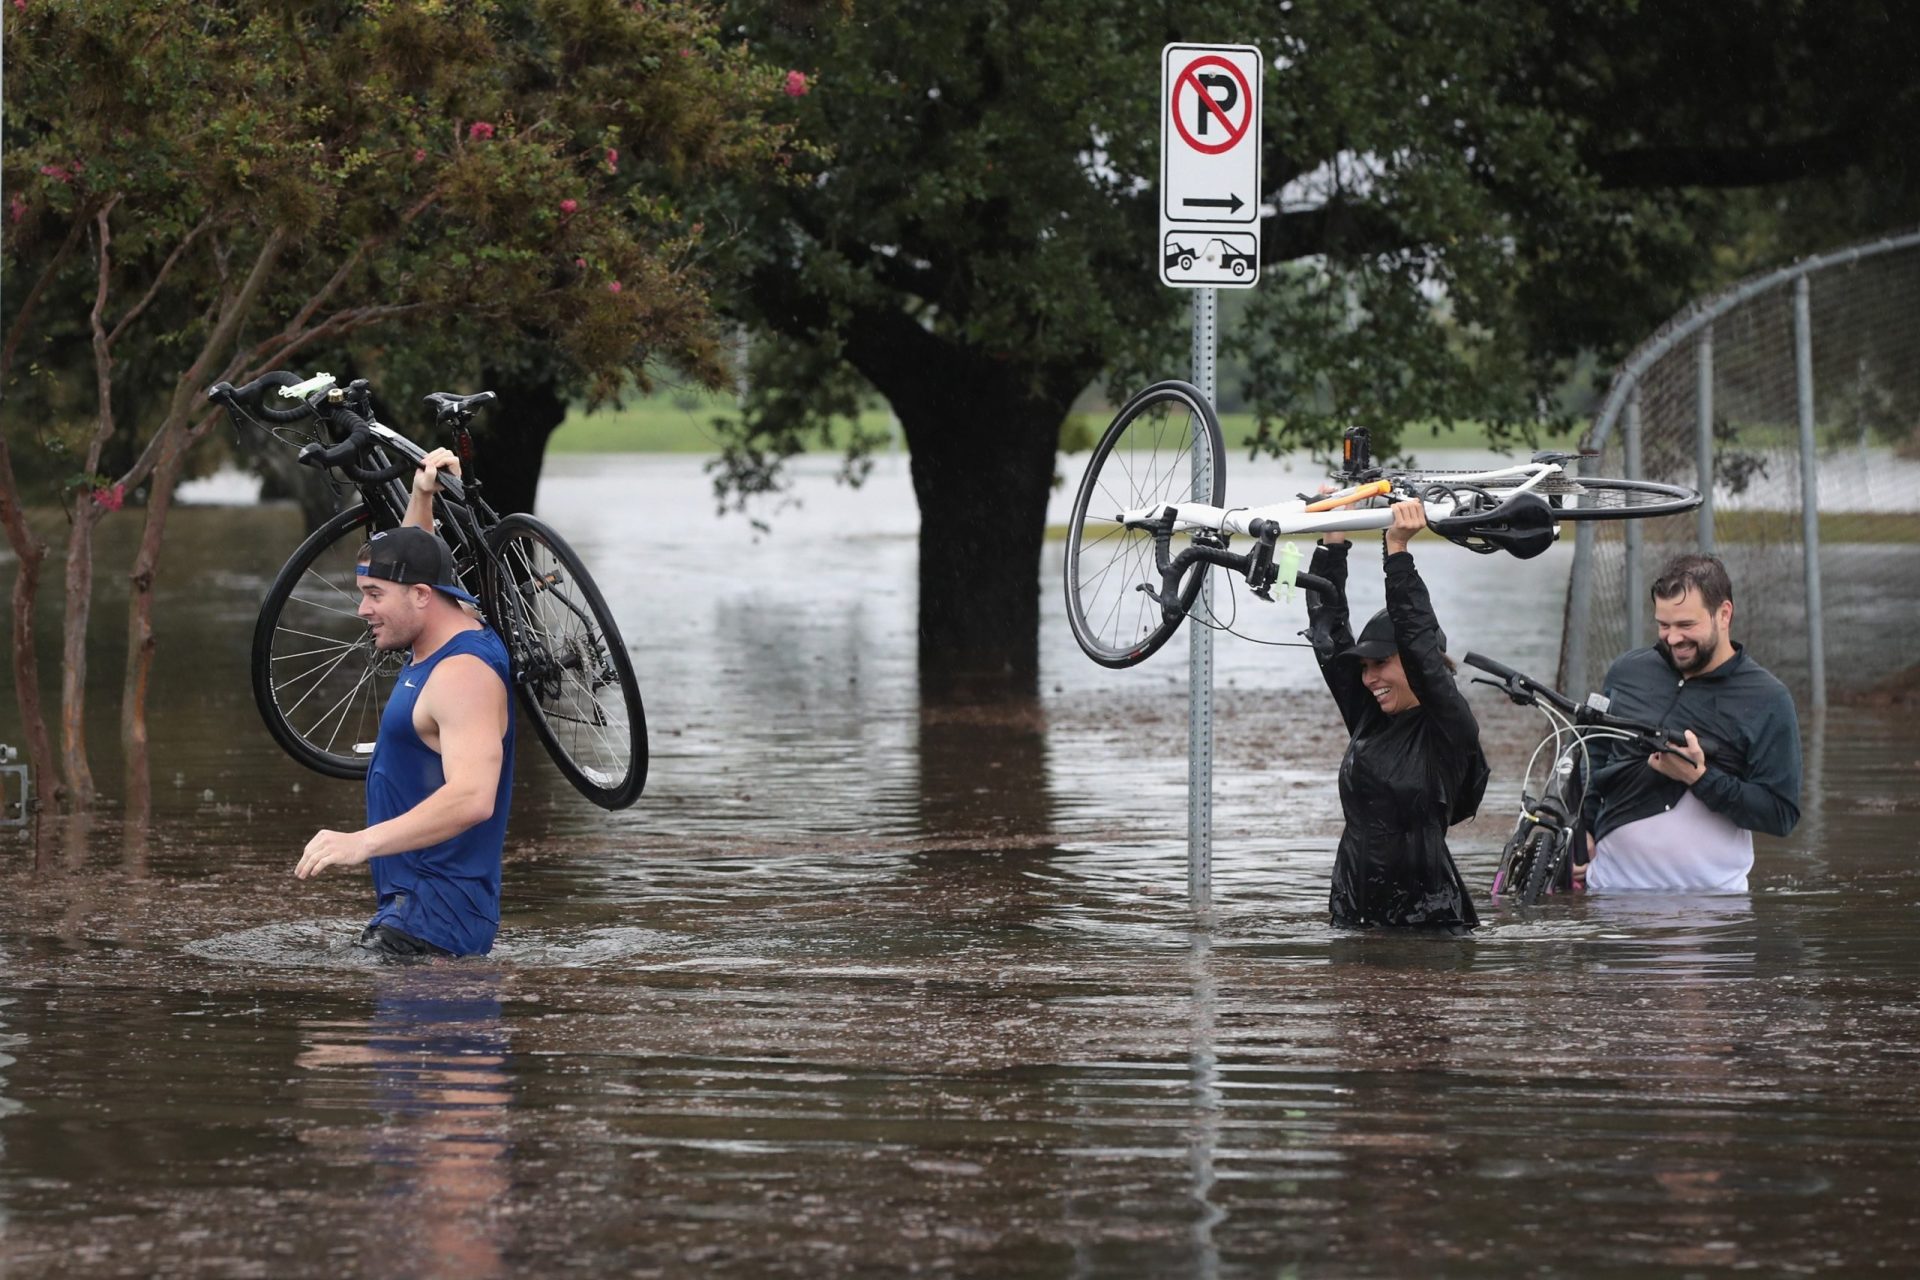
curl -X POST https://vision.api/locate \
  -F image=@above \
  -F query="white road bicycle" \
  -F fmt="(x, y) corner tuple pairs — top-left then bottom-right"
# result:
(1064, 380), (1701, 669)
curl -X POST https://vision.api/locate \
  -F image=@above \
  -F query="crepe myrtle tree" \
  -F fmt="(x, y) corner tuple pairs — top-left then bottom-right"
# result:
(708, 0), (1920, 695)
(0, 0), (796, 811)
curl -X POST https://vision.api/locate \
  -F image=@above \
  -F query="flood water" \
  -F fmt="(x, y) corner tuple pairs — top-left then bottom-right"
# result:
(2, 453), (1918, 1277)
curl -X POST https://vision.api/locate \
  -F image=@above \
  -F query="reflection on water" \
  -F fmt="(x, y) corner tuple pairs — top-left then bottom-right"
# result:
(295, 973), (510, 1280)
(4, 461), (1920, 1274)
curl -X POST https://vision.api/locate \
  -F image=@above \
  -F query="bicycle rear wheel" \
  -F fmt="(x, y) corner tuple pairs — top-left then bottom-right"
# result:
(483, 513), (647, 809)
(252, 504), (394, 779)
(1404, 471), (1699, 521)
(1064, 380), (1226, 668)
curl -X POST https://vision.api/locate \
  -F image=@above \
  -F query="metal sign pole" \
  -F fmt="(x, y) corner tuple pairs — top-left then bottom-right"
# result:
(1188, 288), (1217, 911)
(1159, 40), (1257, 914)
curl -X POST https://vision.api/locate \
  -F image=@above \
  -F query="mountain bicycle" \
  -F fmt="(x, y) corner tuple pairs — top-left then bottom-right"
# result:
(207, 370), (647, 810)
(1063, 380), (1700, 669)
(1460, 651), (1684, 905)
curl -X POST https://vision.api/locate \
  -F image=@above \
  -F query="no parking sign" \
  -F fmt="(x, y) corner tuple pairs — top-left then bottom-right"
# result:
(1159, 43), (1262, 288)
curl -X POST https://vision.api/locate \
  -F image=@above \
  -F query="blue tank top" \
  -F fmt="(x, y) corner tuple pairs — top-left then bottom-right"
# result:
(365, 625), (515, 955)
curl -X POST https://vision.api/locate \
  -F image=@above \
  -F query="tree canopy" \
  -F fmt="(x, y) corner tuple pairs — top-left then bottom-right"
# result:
(3, 0), (798, 493)
(0, 0), (800, 806)
(708, 0), (1920, 686)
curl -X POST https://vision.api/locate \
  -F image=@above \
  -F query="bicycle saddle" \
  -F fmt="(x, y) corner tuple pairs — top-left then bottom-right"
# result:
(1441, 491), (1559, 559)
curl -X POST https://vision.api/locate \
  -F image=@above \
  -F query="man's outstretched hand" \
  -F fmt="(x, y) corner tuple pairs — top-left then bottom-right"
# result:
(412, 446), (462, 497)
(297, 829), (373, 879)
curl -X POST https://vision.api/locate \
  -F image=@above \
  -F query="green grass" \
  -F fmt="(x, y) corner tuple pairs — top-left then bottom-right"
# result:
(551, 390), (1582, 456)
(548, 391), (899, 454)
(1715, 509), (1920, 544)
(1210, 413), (1584, 454)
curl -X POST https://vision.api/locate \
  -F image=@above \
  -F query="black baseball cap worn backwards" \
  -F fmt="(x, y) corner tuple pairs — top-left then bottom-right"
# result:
(1338, 609), (1446, 661)
(357, 526), (480, 607)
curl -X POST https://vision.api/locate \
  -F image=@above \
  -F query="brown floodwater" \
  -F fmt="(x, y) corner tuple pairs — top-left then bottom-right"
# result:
(1, 455), (1917, 1277)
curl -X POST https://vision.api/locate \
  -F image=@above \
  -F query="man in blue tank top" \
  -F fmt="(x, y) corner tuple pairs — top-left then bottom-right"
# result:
(295, 451), (515, 958)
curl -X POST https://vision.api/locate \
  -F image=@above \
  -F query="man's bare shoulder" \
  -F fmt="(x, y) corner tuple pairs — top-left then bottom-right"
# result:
(421, 651), (508, 717)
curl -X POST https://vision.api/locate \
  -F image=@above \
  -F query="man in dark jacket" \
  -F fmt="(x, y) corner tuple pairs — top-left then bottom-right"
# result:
(1580, 554), (1801, 893)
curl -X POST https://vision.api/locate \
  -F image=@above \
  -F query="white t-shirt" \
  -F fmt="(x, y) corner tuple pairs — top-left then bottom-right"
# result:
(1587, 790), (1753, 893)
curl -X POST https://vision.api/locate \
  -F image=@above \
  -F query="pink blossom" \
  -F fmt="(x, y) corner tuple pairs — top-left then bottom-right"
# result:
(412, 147), (427, 163)
(678, 48), (692, 58)
(8, 196), (25, 224)
(39, 163), (72, 184)
(783, 70), (809, 98)
(559, 198), (578, 216)
(90, 484), (126, 512)
(10, 1), (24, 13)
(605, 147), (619, 172)
(575, 257), (587, 268)
(468, 121), (496, 141)
(608, 281), (622, 294)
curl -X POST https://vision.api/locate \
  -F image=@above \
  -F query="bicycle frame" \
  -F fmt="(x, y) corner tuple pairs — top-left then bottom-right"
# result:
(1495, 695), (1649, 901)
(1111, 461), (1562, 537)
(341, 416), (502, 592)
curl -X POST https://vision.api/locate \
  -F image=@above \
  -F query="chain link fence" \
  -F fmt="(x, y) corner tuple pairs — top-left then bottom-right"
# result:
(1561, 230), (1920, 707)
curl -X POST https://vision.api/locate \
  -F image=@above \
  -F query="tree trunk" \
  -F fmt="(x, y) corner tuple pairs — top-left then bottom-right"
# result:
(900, 396), (1062, 697)
(122, 435), (191, 824)
(0, 441), (59, 814)
(59, 503), (105, 806)
(469, 371), (569, 516)
(849, 322), (1089, 700)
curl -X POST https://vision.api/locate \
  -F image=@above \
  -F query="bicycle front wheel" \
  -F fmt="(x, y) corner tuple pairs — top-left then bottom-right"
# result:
(1064, 380), (1226, 668)
(252, 504), (395, 779)
(484, 514), (647, 810)
(1519, 826), (1569, 904)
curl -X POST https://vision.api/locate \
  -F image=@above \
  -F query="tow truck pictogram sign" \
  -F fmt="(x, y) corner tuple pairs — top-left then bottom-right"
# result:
(1159, 43), (1262, 288)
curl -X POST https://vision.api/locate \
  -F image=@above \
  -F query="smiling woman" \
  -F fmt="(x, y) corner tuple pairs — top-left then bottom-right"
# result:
(1302, 501), (1489, 932)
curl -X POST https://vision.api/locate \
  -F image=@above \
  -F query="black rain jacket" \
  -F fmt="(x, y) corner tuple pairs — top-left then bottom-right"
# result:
(1306, 544), (1487, 930)
(1578, 642), (1801, 842)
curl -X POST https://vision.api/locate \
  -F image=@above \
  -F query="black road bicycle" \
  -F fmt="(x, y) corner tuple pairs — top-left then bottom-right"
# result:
(209, 371), (647, 810)
(1461, 651), (1683, 904)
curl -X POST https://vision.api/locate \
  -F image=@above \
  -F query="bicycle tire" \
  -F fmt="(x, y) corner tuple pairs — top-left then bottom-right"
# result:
(252, 504), (396, 779)
(1064, 380), (1226, 668)
(1399, 471), (1699, 522)
(1491, 821), (1537, 899)
(1518, 825), (1568, 905)
(483, 513), (648, 810)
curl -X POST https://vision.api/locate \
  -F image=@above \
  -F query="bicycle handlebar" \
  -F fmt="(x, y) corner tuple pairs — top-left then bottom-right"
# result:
(296, 405), (418, 485)
(208, 371), (318, 424)
(1462, 651), (1685, 752)
(208, 370), (478, 499)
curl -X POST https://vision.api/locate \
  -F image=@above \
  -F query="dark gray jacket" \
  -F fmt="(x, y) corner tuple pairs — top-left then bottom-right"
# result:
(1580, 643), (1802, 842)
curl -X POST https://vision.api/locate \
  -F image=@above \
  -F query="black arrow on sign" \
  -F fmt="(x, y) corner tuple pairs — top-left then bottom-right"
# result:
(1182, 193), (1245, 214)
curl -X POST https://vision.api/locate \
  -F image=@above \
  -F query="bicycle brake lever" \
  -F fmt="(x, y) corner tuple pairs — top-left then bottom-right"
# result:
(1469, 674), (1532, 705)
